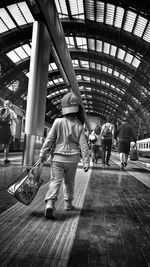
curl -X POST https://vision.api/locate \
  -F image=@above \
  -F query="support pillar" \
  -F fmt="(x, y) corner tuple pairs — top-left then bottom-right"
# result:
(23, 21), (51, 166)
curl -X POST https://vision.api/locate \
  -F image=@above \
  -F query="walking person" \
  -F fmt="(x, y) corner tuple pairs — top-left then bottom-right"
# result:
(116, 117), (137, 170)
(100, 115), (115, 166)
(0, 100), (18, 165)
(89, 125), (101, 164)
(37, 91), (90, 219)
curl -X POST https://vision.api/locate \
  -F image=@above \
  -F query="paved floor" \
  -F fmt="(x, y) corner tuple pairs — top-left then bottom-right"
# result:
(68, 162), (150, 267)
(0, 154), (150, 266)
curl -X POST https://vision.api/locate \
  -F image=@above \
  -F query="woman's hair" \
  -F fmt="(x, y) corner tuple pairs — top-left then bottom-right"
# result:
(94, 125), (101, 135)
(106, 115), (112, 123)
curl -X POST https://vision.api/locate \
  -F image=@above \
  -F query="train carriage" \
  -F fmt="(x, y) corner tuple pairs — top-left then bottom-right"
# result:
(131, 138), (150, 158)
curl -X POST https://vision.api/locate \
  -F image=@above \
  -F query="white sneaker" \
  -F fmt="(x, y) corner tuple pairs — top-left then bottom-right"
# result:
(45, 200), (55, 219)
(64, 201), (75, 210)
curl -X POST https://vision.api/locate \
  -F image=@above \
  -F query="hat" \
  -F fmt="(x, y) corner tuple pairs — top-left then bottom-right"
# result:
(61, 92), (79, 115)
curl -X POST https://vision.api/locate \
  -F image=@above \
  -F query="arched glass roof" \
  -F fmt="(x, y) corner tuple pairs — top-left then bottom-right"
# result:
(0, 0), (150, 132)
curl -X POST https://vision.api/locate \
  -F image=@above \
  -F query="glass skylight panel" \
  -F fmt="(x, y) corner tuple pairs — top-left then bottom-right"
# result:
(96, 64), (101, 70)
(49, 63), (57, 71)
(124, 53), (133, 64)
(0, 18), (9, 34)
(21, 93), (27, 100)
(141, 91), (147, 97)
(96, 1), (104, 23)
(117, 49), (125, 60)
(53, 99), (60, 105)
(105, 3), (115, 26)
(0, 8), (16, 33)
(110, 45), (117, 56)
(72, 60), (79, 67)
(53, 78), (60, 84)
(7, 51), (20, 63)
(123, 11), (137, 33)
(18, 2), (34, 23)
(103, 42), (110, 54)
(79, 86), (84, 90)
(47, 81), (54, 86)
(48, 65), (52, 71)
(23, 44), (31, 56)
(76, 75), (81, 80)
(119, 74), (125, 80)
(80, 60), (89, 68)
(133, 98), (141, 105)
(141, 86), (149, 95)
(76, 37), (87, 49)
(54, 0), (68, 17)
(83, 76), (90, 81)
(90, 62), (95, 68)
(85, 0), (94, 21)
(113, 71), (119, 77)
(102, 66), (107, 72)
(7, 80), (19, 92)
(58, 78), (63, 83)
(125, 78), (131, 84)
(108, 68), (113, 74)
(60, 89), (68, 94)
(132, 57), (140, 68)
(14, 46), (28, 59)
(96, 40), (103, 52)
(47, 92), (56, 99)
(88, 39), (95, 50)
(7, 3), (28, 26)
(101, 80), (105, 85)
(114, 6), (124, 28)
(143, 23), (150, 43)
(133, 15), (147, 37)
(66, 37), (75, 48)
(69, 0), (84, 19)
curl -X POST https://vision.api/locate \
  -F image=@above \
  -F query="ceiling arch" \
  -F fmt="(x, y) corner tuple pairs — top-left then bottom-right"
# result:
(0, 0), (150, 135)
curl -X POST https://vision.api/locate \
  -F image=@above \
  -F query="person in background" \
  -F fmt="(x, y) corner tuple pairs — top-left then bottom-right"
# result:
(116, 117), (137, 170)
(0, 100), (18, 165)
(37, 91), (90, 219)
(100, 115), (115, 166)
(89, 125), (101, 164)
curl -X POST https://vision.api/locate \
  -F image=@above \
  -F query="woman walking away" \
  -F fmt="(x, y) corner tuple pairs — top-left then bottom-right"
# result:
(37, 91), (90, 219)
(100, 115), (115, 166)
(116, 117), (137, 170)
(89, 125), (101, 164)
(0, 100), (18, 165)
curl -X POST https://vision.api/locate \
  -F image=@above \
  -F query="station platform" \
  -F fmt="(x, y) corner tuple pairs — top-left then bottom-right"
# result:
(0, 153), (150, 267)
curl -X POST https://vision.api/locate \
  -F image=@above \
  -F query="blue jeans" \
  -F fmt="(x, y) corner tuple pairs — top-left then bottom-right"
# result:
(45, 161), (78, 202)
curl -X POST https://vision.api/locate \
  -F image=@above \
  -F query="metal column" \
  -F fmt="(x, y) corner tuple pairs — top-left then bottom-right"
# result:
(23, 21), (51, 166)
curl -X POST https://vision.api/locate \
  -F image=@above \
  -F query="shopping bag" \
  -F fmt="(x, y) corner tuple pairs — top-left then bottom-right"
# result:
(130, 147), (139, 161)
(7, 161), (44, 205)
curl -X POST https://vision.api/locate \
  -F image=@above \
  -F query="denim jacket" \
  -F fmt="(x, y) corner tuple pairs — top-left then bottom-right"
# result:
(39, 117), (90, 167)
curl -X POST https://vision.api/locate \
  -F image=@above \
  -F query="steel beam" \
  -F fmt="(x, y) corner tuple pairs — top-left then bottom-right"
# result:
(26, 0), (90, 130)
